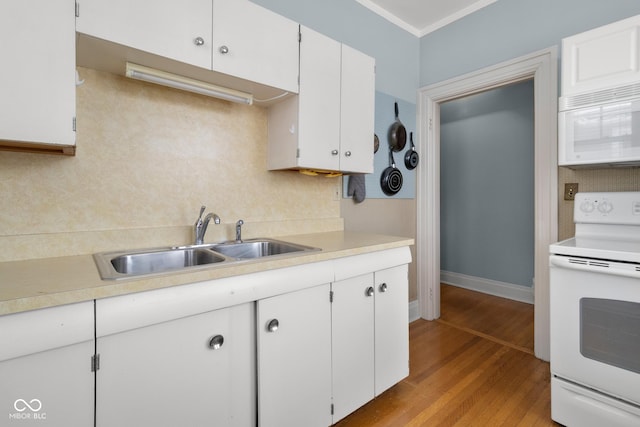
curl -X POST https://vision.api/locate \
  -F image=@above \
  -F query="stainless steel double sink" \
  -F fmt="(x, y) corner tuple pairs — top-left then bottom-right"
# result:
(93, 239), (319, 280)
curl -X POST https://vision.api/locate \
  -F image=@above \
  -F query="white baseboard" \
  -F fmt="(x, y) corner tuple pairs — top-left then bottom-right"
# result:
(440, 270), (534, 304)
(409, 299), (420, 322)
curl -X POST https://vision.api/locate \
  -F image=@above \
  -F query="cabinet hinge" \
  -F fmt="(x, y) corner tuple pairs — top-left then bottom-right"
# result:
(298, 30), (302, 43)
(75, 1), (79, 17)
(91, 354), (100, 372)
(331, 403), (334, 415)
(296, 148), (300, 159)
(329, 290), (334, 303)
(429, 118), (433, 130)
(72, 117), (77, 132)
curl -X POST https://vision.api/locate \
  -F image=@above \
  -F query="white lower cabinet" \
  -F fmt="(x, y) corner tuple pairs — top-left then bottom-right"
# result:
(257, 283), (333, 427)
(2, 248), (410, 426)
(0, 302), (95, 427)
(331, 265), (409, 423)
(373, 265), (410, 395)
(331, 273), (376, 422)
(96, 302), (255, 427)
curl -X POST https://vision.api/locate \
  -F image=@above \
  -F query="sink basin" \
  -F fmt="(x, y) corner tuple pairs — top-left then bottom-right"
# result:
(209, 239), (318, 259)
(93, 238), (319, 280)
(94, 247), (227, 279)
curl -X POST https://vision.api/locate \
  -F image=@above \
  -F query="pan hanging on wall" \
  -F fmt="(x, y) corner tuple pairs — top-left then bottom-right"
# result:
(404, 132), (419, 170)
(380, 148), (403, 196)
(388, 102), (407, 152)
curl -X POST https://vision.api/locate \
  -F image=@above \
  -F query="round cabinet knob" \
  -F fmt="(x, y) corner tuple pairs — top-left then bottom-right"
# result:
(208, 334), (224, 350)
(194, 37), (205, 46)
(379, 283), (388, 293)
(267, 319), (279, 333)
(331, 149), (339, 156)
(344, 151), (352, 157)
(219, 45), (229, 54)
(365, 286), (374, 297)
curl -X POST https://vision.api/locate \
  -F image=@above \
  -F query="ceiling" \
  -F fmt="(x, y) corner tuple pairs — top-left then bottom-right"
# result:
(355, 0), (497, 37)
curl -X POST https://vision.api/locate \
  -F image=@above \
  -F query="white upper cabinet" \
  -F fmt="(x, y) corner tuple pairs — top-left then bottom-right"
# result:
(212, 0), (299, 93)
(562, 14), (640, 96)
(76, 0), (299, 94)
(0, 0), (76, 154)
(76, 0), (213, 69)
(340, 44), (376, 173)
(267, 26), (375, 173)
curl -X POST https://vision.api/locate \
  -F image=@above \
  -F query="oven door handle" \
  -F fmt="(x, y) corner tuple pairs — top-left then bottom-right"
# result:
(550, 255), (640, 279)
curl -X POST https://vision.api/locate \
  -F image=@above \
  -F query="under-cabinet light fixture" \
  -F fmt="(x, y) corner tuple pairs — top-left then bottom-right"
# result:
(125, 62), (253, 105)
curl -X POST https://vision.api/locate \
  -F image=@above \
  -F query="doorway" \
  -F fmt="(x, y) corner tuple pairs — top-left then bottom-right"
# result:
(440, 80), (535, 303)
(415, 48), (558, 361)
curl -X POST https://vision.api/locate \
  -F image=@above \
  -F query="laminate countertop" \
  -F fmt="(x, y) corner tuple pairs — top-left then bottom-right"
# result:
(0, 231), (414, 316)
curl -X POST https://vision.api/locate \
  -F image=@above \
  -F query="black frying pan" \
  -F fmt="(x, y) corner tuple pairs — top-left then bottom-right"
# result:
(380, 148), (403, 196)
(388, 102), (406, 152)
(404, 132), (419, 170)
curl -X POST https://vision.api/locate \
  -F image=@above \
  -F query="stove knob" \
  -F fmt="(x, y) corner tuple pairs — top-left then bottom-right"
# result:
(598, 200), (613, 214)
(580, 200), (595, 213)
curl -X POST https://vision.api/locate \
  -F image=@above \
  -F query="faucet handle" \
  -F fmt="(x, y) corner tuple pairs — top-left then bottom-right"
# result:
(197, 205), (206, 221)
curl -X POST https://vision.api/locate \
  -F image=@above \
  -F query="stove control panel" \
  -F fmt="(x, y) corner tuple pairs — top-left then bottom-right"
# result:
(575, 192), (640, 225)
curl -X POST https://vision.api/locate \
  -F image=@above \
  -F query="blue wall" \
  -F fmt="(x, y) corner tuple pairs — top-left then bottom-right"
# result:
(440, 80), (535, 287)
(420, 0), (640, 86)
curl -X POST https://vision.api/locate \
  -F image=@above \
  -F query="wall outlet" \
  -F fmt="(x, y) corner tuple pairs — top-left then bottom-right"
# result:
(564, 183), (578, 201)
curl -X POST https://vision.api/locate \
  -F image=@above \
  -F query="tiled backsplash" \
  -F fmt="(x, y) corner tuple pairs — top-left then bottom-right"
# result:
(0, 68), (341, 262)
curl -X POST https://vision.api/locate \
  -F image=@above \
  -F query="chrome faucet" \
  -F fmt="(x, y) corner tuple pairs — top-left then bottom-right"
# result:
(194, 205), (221, 245)
(235, 219), (244, 243)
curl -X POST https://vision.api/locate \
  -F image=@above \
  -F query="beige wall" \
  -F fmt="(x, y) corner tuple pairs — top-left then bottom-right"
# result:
(0, 68), (342, 262)
(341, 198), (417, 301)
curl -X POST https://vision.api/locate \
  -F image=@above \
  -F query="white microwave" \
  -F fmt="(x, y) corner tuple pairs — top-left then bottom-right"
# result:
(559, 87), (640, 167)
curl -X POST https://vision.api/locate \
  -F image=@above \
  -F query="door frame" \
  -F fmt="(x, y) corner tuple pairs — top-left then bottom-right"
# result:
(415, 47), (558, 361)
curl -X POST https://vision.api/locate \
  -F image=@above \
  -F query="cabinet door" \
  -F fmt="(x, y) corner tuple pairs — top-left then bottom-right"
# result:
(340, 45), (375, 173)
(96, 303), (255, 427)
(76, 0), (212, 69)
(297, 26), (342, 171)
(562, 15), (640, 96)
(374, 265), (409, 396)
(0, 302), (94, 427)
(257, 284), (332, 427)
(212, 0), (299, 93)
(0, 0), (75, 151)
(331, 273), (375, 423)
(1, 343), (95, 426)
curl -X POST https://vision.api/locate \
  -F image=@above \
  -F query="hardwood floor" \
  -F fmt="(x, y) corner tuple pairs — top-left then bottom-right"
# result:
(334, 285), (557, 427)
(439, 284), (535, 354)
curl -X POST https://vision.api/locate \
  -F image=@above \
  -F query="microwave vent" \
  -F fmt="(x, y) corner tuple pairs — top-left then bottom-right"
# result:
(560, 82), (640, 111)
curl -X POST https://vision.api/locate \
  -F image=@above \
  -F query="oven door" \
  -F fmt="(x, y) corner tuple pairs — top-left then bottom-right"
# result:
(550, 255), (640, 405)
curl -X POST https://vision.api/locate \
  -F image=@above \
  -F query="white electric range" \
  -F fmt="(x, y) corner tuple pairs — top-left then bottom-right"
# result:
(550, 191), (640, 427)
